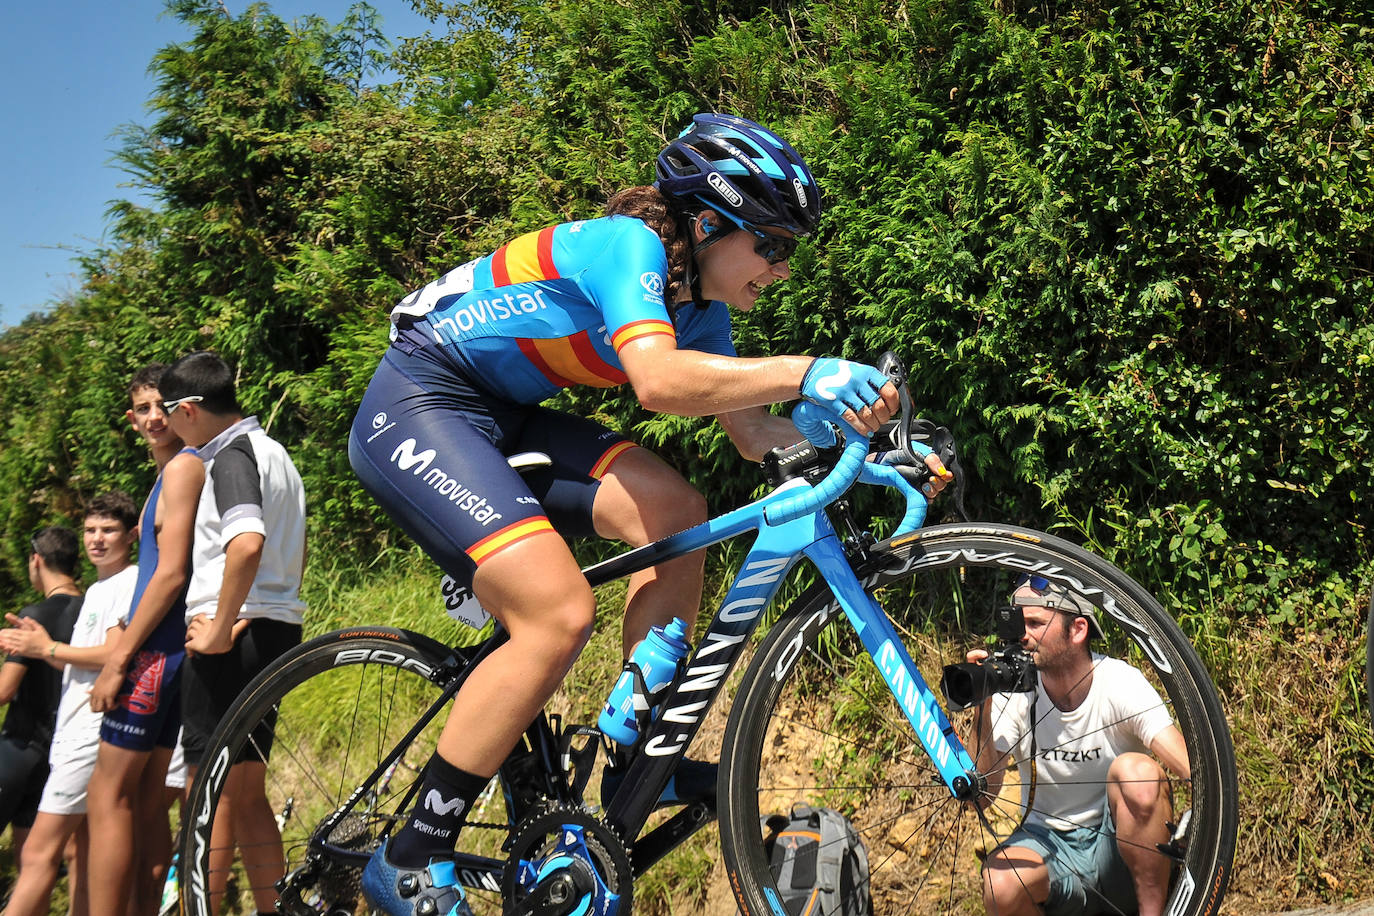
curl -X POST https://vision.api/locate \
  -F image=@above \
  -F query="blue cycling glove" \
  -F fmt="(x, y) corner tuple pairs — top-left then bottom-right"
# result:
(800, 357), (890, 414)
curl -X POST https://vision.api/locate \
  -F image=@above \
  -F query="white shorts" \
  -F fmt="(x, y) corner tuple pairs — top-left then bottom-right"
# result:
(164, 730), (187, 791)
(38, 741), (100, 816)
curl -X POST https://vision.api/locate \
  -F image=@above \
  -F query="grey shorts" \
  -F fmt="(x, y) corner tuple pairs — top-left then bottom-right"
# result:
(992, 796), (1138, 916)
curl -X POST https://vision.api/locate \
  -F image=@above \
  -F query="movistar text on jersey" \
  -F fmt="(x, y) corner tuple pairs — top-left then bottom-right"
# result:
(389, 438), (505, 526)
(429, 290), (552, 343)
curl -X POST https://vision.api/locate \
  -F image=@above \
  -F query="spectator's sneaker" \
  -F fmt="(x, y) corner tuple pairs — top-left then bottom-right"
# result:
(361, 841), (474, 916)
(601, 756), (718, 808)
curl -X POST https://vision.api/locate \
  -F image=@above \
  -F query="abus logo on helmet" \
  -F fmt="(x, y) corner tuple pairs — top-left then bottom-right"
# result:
(792, 178), (808, 209)
(707, 173), (744, 208)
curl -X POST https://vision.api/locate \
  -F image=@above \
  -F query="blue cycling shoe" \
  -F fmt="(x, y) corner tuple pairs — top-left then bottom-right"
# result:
(600, 756), (717, 809)
(361, 841), (474, 916)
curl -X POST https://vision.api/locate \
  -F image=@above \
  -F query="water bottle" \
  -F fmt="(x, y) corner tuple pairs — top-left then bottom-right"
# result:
(158, 853), (179, 916)
(598, 617), (691, 746)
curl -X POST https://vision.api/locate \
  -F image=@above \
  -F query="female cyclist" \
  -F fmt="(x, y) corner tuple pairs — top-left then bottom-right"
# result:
(347, 112), (950, 916)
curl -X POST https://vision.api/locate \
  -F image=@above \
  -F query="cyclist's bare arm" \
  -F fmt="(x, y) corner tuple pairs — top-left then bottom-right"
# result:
(717, 406), (803, 462)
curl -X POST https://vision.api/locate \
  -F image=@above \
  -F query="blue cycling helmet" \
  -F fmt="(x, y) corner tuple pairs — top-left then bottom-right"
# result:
(655, 113), (822, 236)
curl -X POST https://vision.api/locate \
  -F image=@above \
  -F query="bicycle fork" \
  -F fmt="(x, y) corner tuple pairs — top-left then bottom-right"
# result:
(802, 534), (983, 800)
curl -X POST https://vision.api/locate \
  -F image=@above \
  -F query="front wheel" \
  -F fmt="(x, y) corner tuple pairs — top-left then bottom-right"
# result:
(719, 522), (1236, 916)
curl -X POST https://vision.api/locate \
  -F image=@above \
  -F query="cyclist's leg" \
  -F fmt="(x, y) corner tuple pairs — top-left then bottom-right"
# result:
(592, 447), (707, 654)
(350, 354), (595, 780)
(518, 409), (708, 654)
(439, 535), (594, 775)
(348, 353), (596, 900)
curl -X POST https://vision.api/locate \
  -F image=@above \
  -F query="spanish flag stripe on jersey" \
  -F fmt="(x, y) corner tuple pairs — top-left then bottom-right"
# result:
(521, 333), (625, 388)
(590, 441), (638, 479)
(469, 517), (556, 566)
(488, 226), (560, 288)
(490, 245), (511, 287)
(517, 338), (576, 388)
(501, 227), (559, 286)
(536, 226), (558, 278)
(569, 333), (628, 385)
(611, 319), (675, 352)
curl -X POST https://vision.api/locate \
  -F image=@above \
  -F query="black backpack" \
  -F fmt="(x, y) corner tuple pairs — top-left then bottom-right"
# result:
(762, 805), (872, 916)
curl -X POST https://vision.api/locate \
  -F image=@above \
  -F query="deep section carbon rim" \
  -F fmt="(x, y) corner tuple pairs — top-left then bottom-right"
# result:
(719, 522), (1236, 916)
(180, 628), (516, 916)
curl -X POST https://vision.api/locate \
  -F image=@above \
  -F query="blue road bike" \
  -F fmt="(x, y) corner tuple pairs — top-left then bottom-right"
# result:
(182, 356), (1237, 916)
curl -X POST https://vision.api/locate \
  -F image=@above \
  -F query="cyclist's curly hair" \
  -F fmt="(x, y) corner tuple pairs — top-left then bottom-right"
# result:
(605, 186), (694, 304)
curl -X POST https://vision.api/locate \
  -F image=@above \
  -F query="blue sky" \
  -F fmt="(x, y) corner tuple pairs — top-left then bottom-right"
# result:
(0, 0), (437, 328)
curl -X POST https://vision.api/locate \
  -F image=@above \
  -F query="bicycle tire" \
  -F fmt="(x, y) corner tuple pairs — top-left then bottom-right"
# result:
(180, 627), (515, 916)
(1366, 579), (1374, 734)
(718, 522), (1236, 916)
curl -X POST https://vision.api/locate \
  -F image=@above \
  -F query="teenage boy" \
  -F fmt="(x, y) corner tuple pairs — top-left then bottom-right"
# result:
(0, 527), (82, 853)
(160, 350), (307, 916)
(0, 493), (139, 916)
(86, 364), (204, 916)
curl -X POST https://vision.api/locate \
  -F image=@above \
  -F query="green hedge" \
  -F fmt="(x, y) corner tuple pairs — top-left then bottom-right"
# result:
(1, 0), (1371, 899)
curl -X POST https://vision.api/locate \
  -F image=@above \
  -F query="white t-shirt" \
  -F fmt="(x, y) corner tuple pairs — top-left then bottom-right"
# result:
(990, 654), (1175, 832)
(50, 565), (138, 752)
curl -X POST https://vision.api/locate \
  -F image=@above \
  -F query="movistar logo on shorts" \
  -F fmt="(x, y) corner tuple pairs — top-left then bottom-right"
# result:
(390, 438), (505, 526)
(428, 289), (552, 344)
(707, 172), (744, 208)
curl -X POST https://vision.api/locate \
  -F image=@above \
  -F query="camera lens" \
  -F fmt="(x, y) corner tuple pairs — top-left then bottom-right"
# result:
(940, 661), (996, 710)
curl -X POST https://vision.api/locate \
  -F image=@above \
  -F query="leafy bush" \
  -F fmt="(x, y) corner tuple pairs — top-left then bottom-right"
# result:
(2, 0), (1372, 905)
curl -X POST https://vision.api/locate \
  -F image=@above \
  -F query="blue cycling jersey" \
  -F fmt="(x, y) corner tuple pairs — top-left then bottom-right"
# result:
(389, 215), (736, 404)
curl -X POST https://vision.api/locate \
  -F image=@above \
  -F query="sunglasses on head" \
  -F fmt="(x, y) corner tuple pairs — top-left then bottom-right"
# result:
(163, 395), (204, 415)
(749, 228), (799, 265)
(1016, 574), (1052, 592)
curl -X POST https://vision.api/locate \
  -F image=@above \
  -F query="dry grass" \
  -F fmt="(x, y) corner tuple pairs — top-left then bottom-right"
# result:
(1219, 619), (1374, 913)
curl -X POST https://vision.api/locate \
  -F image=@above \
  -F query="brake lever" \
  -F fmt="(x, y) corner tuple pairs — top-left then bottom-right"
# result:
(876, 351), (914, 453)
(872, 351), (968, 521)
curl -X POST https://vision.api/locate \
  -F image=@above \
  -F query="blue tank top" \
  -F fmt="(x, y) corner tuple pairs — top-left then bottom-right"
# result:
(389, 216), (737, 404)
(128, 447), (199, 653)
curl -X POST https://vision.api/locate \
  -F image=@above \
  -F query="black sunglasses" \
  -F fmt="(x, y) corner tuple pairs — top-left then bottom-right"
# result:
(749, 229), (799, 265)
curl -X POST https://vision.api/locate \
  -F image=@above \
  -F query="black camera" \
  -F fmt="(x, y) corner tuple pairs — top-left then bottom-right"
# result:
(939, 604), (1038, 710)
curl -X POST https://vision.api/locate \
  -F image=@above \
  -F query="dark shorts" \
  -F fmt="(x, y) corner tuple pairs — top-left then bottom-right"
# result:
(0, 735), (49, 830)
(348, 348), (636, 588)
(181, 617), (303, 768)
(100, 647), (185, 752)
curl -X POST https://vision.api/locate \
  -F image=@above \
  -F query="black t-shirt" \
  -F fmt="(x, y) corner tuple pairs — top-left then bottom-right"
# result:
(0, 593), (81, 747)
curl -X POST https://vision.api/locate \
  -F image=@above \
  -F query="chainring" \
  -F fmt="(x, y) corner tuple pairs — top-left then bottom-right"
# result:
(501, 802), (633, 916)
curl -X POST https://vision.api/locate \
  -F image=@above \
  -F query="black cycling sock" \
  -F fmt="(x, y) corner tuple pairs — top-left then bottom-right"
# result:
(387, 753), (491, 868)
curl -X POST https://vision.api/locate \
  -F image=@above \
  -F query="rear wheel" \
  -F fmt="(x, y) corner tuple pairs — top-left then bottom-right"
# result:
(719, 522), (1236, 916)
(180, 628), (519, 916)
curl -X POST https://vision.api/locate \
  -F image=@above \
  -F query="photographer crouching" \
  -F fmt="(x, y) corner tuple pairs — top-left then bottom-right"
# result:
(960, 575), (1191, 916)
